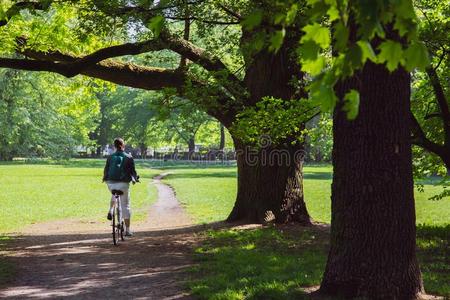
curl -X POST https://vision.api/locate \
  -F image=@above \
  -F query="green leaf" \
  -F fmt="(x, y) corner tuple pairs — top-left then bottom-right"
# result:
(378, 40), (404, 71)
(394, 0), (417, 20)
(148, 15), (165, 37)
(311, 84), (338, 112)
(404, 42), (429, 71)
(285, 4), (299, 25)
(301, 23), (330, 49)
(268, 29), (285, 53)
(241, 10), (263, 30)
(302, 56), (326, 76)
(333, 21), (349, 52)
(347, 44), (363, 69)
(327, 6), (340, 22)
(357, 40), (377, 63)
(298, 40), (320, 61)
(394, 16), (416, 37)
(343, 89), (360, 120)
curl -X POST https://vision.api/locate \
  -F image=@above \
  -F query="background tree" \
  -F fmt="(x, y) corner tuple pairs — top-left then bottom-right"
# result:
(0, 69), (98, 160)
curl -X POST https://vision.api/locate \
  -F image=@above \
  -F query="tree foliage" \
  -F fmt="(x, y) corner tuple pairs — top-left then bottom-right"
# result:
(0, 69), (98, 160)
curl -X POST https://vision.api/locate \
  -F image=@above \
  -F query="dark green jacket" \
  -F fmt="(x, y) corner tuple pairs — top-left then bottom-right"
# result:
(103, 150), (138, 182)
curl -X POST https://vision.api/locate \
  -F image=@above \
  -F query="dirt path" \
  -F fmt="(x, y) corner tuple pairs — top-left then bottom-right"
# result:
(0, 173), (201, 299)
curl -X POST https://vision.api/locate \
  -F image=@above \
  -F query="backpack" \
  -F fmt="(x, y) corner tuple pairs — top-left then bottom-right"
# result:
(107, 152), (127, 181)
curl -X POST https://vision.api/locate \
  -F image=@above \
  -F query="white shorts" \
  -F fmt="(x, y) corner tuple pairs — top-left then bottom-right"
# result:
(106, 181), (131, 219)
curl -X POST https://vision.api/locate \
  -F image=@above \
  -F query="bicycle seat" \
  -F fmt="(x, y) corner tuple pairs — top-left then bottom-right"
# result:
(111, 189), (124, 195)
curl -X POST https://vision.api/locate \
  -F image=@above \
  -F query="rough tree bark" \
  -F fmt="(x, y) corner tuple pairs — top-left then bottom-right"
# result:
(227, 139), (310, 224)
(319, 61), (423, 298)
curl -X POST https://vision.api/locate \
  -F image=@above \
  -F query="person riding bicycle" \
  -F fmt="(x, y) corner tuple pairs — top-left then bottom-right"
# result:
(103, 138), (139, 236)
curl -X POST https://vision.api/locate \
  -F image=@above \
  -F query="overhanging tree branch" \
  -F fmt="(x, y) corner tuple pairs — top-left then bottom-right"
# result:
(160, 31), (245, 98)
(410, 110), (448, 163)
(0, 56), (186, 90)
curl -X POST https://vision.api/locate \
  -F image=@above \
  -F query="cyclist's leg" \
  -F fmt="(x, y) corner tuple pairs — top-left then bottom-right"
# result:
(120, 186), (131, 233)
(105, 181), (116, 220)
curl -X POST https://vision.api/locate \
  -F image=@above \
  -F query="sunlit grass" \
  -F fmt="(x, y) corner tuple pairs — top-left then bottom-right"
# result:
(189, 226), (328, 300)
(0, 160), (160, 233)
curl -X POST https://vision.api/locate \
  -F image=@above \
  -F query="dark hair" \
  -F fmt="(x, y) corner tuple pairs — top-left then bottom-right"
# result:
(114, 138), (125, 149)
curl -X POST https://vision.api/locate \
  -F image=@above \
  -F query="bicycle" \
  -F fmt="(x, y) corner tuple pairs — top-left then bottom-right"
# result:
(110, 189), (125, 246)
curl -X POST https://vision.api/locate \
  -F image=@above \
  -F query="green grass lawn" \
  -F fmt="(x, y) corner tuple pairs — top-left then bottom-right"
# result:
(162, 163), (449, 298)
(0, 159), (160, 233)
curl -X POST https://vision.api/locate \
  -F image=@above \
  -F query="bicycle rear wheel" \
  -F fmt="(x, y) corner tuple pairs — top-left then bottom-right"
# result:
(112, 209), (119, 246)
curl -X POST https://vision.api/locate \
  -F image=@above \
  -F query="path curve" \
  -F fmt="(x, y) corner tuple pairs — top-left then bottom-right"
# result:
(0, 173), (198, 299)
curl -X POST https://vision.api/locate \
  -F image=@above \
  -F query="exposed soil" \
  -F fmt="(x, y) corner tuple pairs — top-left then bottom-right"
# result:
(0, 173), (206, 299)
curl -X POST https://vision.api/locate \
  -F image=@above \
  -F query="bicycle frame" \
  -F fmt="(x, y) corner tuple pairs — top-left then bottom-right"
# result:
(111, 191), (125, 245)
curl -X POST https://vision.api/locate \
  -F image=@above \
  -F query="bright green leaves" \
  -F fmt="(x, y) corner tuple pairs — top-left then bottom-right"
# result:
(232, 96), (317, 146)
(378, 40), (404, 71)
(301, 23), (330, 49)
(299, 23), (330, 75)
(302, 56), (326, 76)
(311, 83), (338, 113)
(357, 41), (377, 63)
(343, 90), (360, 120)
(294, 0), (428, 121)
(404, 42), (429, 71)
(148, 15), (165, 38)
(285, 3), (299, 25)
(241, 10), (263, 31)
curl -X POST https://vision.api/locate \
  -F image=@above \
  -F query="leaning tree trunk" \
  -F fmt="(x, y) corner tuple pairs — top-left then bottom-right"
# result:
(319, 61), (423, 298)
(227, 139), (311, 224)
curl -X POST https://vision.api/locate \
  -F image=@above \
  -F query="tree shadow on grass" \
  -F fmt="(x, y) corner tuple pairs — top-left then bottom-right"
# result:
(416, 224), (450, 297)
(0, 159), (107, 169)
(190, 223), (449, 299)
(189, 224), (330, 300)
(303, 172), (332, 180)
(137, 160), (237, 170)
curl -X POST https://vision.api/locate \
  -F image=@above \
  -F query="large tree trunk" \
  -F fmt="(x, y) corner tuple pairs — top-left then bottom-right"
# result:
(226, 24), (311, 224)
(227, 139), (311, 224)
(319, 61), (423, 298)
